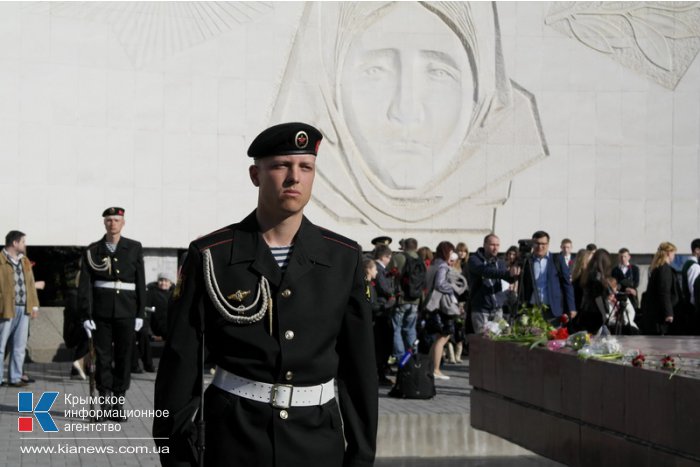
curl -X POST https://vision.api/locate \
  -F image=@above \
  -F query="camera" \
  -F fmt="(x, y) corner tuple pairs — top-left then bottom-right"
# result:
(514, 239), (534, 267)
(614, 291), (629, 304)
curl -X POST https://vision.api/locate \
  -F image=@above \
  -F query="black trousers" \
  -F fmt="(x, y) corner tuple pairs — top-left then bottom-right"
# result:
(93, 317), (134, 394)
(373, 314), (393, 377)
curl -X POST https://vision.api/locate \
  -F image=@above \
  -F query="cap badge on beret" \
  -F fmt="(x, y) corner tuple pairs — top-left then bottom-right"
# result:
(102, 206), (125, 217)
(295, 131), (309, 149)
(247, 122), (323, 158)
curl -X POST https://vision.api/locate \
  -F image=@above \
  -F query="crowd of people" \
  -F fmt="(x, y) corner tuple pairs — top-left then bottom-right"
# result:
(365, 232), (700, 386)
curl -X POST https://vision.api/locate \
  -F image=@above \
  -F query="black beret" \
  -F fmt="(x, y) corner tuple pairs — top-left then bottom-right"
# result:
(247, 122), (323, 158)
(102, 207), (125, 217)
(371, 236), (392, 246)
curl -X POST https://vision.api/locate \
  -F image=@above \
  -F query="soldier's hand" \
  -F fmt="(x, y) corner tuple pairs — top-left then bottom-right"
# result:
(83, 320), (97, 338)
(135, 318), (144, 332)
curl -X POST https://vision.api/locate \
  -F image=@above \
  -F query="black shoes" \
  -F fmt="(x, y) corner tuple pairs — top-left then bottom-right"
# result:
(5, 380), (29, 388)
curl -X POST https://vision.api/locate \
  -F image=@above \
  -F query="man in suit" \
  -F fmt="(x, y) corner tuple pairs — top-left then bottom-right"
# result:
(559, 238), (575, 278)
(520, 230), (577, 324)
(79, 207), (147, 422)
(611, 248), (640, 309)
(153, 123), (378, 467)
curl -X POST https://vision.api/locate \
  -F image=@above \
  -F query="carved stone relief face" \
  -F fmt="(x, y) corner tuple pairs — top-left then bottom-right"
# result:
(339, 2), (474, 190)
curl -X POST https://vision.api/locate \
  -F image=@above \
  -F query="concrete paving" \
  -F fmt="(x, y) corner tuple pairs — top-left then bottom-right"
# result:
(0, 357), (561, 466)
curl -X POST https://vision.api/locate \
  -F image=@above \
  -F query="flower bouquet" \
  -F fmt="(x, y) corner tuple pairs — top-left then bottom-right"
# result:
(576, 327), (624, 361)
(488, 305), (555, 346)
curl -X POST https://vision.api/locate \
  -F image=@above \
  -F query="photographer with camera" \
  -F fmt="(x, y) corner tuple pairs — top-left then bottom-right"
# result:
(604, 277), (639, 335)
(611, 248), (640, 311)
(468, 234), (520, 334)
(518, 231), (577, 325)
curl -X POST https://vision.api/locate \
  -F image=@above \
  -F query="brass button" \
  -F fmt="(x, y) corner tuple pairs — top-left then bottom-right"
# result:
(284, 330), (295, 340)
(116, 269), (120, 274)
(279, 410), (288, 420)
(281, 289), (292, 298)
(116, 290), (120, 294)
(285, 371), (293, 381)
(114, 258), (118, 262)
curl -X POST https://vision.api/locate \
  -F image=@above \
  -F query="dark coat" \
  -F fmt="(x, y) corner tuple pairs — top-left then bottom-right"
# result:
(146, 286), (172, 339)
(645, 263), (679, 324)
(520, 253), (576, 317)
(467, 248), (513, 313)
(78, 236), (146, 321)
(153, 211), (378, 467)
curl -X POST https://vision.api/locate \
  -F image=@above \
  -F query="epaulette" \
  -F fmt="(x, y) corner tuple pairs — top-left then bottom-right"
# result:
(317, 226), (360, 251)
(195, 226), (235, 252)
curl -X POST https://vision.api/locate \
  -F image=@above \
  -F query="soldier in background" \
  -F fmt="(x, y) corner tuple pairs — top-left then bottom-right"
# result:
(78, 207), (146, 422)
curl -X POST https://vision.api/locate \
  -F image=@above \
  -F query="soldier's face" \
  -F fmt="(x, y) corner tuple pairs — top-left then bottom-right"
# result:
(250, 155), (316, 215)
(103, 216), (125, 235)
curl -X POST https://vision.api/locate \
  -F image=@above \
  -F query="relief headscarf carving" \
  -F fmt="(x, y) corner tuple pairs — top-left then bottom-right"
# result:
(271, 1), (548, 235)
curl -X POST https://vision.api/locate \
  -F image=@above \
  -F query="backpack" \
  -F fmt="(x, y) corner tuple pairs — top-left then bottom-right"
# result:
(388, 353), (435, 399)
(400, 254), (427, 301)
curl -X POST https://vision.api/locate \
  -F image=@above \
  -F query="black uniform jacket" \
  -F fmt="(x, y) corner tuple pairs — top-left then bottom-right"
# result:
(153, 211), (378, 467)
(78, 236), (146, 321)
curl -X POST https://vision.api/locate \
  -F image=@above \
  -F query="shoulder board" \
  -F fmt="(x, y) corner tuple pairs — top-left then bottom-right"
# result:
(317, 226), (360, 251)
(194, 225), (235, 252)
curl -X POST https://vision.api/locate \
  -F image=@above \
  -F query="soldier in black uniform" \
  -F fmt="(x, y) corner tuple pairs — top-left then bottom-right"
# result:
(78, 207), (146, 421)
(153, 122), (378, 467)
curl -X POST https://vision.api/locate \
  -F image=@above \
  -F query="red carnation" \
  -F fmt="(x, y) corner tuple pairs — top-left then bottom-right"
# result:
(631, 352), (645, 368)
(661, 355), (675, 370)
(560, 314), (570, 324)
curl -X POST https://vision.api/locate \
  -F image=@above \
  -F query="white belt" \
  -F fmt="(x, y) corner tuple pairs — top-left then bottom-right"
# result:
(94, 281), (136, 291)
(212, 367), (335, 409)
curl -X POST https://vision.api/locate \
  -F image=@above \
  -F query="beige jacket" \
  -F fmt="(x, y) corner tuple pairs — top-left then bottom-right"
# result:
(0, 251), (39, 319)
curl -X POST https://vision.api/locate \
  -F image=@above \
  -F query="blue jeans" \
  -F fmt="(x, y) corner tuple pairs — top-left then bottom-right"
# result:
(391, 303), (418, 359)
(0, 306), (29, 384)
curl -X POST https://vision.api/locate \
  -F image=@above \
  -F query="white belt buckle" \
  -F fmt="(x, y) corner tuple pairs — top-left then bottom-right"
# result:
(270, 384), (294, 409)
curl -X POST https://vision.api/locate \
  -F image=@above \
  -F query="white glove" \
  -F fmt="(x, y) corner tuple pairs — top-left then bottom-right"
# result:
(135, 318), (143, 332)
(83, 320), (97, 338)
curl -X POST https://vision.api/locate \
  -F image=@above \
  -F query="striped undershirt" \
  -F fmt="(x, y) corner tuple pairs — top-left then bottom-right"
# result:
(270, 245), (294, 272)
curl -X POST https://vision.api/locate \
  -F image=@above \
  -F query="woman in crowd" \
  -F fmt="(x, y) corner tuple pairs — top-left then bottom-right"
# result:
(576, 249), (613, 334)
(417, 246), (433, 269)
(643, 242), (679, 335)
(450, 242), (471, 363)
(570, 249), (593, 312)
(425, 241), (459, 381)
(501, 246), (520, 317)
